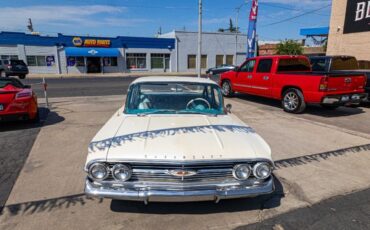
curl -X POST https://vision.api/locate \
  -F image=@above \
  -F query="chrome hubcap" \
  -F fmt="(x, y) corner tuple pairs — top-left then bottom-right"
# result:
(284, 92), (299, 110)
(222, 82), (230, 95)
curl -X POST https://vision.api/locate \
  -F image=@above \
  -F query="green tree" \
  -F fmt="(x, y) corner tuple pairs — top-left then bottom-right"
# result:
(276, 40), (303, 55)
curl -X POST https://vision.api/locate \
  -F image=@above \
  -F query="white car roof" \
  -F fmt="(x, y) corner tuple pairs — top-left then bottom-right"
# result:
(131, 76), (218, 85)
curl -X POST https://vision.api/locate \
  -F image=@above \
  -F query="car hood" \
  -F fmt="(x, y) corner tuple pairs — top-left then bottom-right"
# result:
(86, 110), (271, 166)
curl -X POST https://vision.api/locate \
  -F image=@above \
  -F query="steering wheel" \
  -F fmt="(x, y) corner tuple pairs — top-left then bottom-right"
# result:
(186, 98), (211, 110)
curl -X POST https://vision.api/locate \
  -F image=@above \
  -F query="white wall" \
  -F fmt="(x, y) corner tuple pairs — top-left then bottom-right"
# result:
(24, 46), (59, 74)
(160, 31), (248, 72)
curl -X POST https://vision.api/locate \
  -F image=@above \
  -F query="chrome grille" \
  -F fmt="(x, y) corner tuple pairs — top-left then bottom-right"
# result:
(105, 162), (258, 183)
(131, 168), (234, 182)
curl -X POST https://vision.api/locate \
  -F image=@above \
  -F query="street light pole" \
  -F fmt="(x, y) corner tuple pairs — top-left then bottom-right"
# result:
(235, 2), (246, 66)
(235, 7), (240, 66)
(197, 0), (202, 78)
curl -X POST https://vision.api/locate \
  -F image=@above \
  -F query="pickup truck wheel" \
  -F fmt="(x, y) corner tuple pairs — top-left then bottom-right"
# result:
(221, 81), (234, 97)
(282, 89), (306, 113)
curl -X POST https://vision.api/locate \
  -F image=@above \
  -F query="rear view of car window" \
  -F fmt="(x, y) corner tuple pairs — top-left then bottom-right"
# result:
(11, 60), (26, 65)
(310, 58), (326, 72)
(256, 59), (273, 73)
(331, 57), (358, 71)
(278, 58), (311, 72)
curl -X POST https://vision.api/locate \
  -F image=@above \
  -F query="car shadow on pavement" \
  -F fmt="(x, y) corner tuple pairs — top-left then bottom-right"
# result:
(0, 107), (64, 132)
(234, 94), (365, 117)
(109, 177), (284, 214)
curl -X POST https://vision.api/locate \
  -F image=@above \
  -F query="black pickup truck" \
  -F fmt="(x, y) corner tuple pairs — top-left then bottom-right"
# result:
(309, 56), (370, 102)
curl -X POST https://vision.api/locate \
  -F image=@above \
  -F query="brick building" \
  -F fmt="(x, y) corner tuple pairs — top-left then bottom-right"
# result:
(327, 0), (370, 61)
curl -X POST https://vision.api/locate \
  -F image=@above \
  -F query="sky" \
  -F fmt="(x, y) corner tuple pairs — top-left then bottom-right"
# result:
(0, 0), (332, 41)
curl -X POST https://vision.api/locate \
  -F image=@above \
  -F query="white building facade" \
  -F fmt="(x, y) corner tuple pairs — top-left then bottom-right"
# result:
(0, 31), (248, 75)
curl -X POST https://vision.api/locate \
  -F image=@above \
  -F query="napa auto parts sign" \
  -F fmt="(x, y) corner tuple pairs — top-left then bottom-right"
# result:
(72, 37), (111, 47)
(343, 0), (370, 34)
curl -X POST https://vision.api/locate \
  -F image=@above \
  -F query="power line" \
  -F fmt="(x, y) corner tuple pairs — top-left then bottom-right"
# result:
(259, 2), (330, 17)
(261, 4), (331, 27)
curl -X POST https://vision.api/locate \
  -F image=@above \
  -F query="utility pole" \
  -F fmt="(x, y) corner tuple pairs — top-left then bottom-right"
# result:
(197, 0), (202, 78)
(235, 2), (247, 65)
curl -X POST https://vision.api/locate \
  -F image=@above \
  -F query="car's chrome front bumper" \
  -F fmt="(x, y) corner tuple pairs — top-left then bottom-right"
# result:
(85, 176), (275, 203)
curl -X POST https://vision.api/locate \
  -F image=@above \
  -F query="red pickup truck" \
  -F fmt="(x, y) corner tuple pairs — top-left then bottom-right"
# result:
(219, 55), (367, 113)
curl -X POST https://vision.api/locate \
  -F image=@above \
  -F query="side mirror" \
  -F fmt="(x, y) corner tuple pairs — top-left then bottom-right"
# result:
(225, 104), (232, 113)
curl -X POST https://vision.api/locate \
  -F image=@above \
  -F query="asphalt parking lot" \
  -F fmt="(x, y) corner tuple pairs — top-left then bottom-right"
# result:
(0, 77), (370, 230)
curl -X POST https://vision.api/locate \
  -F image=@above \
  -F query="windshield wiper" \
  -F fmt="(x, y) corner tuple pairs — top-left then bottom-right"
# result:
(177, 110), (218, 116)
(137, 109), (177, 116)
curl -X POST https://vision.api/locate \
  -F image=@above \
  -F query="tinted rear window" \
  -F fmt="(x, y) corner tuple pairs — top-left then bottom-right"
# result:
(278, 58), (311, 72)
(331, 57), (358, 71)
(310, 58), (326, 72)
(256, 59), (273, 73)
(11, 60), (26, 65)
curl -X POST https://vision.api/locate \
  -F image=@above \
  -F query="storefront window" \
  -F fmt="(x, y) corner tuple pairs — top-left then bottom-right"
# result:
(26, 56), (37, 66)
(103, 57), (117, 67)
(216, 55), (224, 66)
(188, 55), (207, 69)
(1, 55), (18, 60)
(126, 53), (146, 69)
(76, 57), (85, 66)
(67, 57), (85, 67)
(26, 55), (53, 66)
(226, 55), (234, 65)
(188, 55), (196, 69)
(201, 55), (207, 69)
(151, 53), (170, 69)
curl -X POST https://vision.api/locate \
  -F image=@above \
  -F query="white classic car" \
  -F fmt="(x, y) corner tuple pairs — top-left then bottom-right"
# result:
(84, 77), (274, 203)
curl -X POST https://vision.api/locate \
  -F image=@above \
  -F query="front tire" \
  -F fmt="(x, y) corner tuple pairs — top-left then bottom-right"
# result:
(221, 80), (234, 97)
(282, 88), (306, 113)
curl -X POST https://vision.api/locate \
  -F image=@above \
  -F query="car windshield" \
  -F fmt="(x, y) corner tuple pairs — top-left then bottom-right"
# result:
(125, 82), (224, 115)
(0, 79), (24, 88)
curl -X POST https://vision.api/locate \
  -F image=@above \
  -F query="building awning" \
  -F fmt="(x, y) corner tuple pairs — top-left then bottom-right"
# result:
(300, 27), (329, 36)
(65, 47), (120, 57)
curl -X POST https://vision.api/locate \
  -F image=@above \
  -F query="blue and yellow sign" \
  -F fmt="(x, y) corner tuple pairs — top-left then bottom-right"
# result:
(72, 37), (83, 46)
(72, 37), (111, 47)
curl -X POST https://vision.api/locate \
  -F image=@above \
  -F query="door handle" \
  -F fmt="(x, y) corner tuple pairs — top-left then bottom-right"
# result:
(247, 75), (253, 79)
(263, 76), (269, 80)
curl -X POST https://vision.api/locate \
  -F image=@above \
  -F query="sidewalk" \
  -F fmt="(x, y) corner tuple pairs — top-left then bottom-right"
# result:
(27, 72), (207, 79)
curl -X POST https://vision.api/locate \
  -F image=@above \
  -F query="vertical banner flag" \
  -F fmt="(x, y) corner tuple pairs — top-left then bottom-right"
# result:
(247, 0), (258, 58)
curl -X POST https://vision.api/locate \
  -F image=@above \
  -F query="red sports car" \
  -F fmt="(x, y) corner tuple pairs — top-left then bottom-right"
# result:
(0, 77), (38, 122)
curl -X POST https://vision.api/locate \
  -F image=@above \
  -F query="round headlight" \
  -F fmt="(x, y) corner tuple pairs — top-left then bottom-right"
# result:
(112, 164), (132, 181)
(233, 164), (252, 180)
(253, 162), (272, 179)
(89, 163), (109, 180)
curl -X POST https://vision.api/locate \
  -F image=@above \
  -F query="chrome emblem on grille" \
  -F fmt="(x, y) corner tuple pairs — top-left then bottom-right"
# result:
(168, 169), (197, 177)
